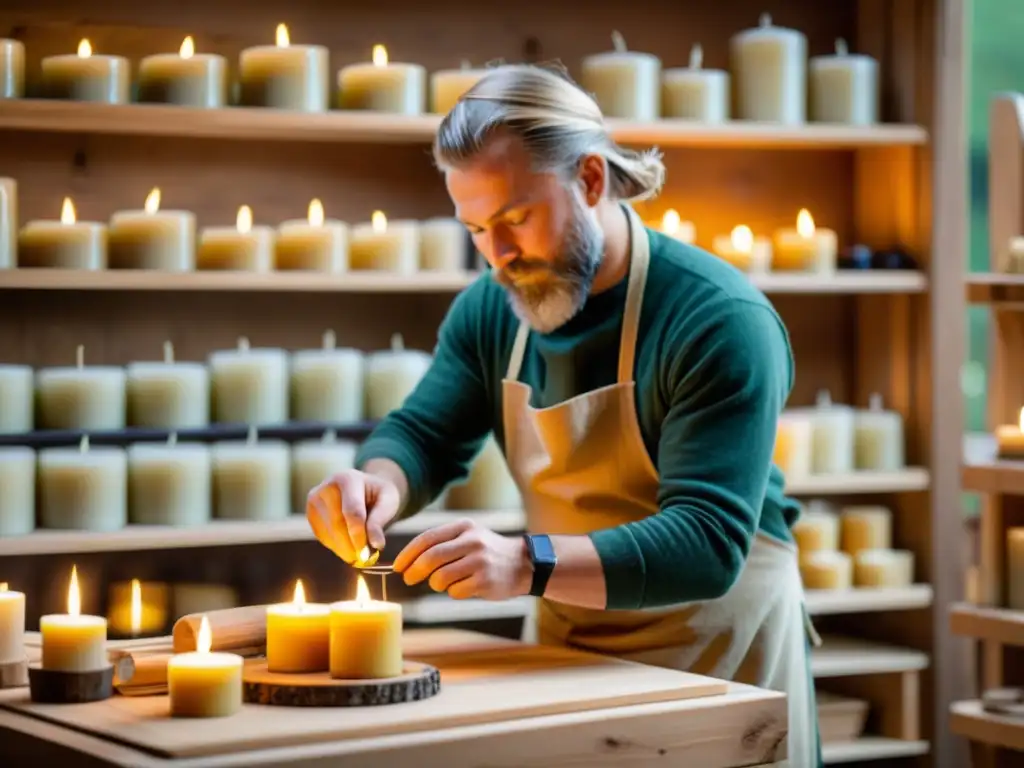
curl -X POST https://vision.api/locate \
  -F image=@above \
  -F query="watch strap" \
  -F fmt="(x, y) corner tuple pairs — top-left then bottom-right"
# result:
(524, 534), (557, 598)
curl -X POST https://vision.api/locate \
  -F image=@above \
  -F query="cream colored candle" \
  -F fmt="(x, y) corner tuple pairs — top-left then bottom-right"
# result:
(774, 412), (813, 480)
(37, 345), (127, 431)
(329, 574), (402, 679)
(711, 225), (772, 273)
(198, 205), (276, 271)
(127, 341), (210, 429)
(419, 217), (469, 272)
(40, 566), (108, 672)
(138, 36), (228, 108)
(210, 337), (289, 425)
(41, 39), (130, 103)
(0, 583), (26, 665)
(0, 39), (25, 98)
(212, 426), (290, 521)
(0, 447), (35, 536)
(338, 44), (426, 114)
(661, 45), (729, 122)
(290, 430), (357, 514)
(350, 211), (419, 273)
(267, 580), (330, 673)
(107, 579), (168, 637)
(290, 331), (365, 423)
(791, 503), (839, 558)
(0, 177), (15, 268)
(730, 14), (807, 123)
(853, 549), (914, 588)
(275, 199), (349, 272)
(1008, 528), (1024, 610)
(772, 209), (837, 273)
(168, 615), (243, 718)
(128, 434), (212, 527)
(0, 364), (32, 433)
(446, 436), (520, 510)
(853, 394), (905, 471)
(839, 505), (892, 556)
(39, 436), (127, 532)
(239, 23), (329, 112)
(109, 188), (196, 271)
(808, 390), (855, 474)
(809, 39), (879, 125)
(799, 550), (852, 590)
(18, 197), (107, 269)
(657, 209), (696, 245)
(365, 334), (432, 419)
(995, 406), (1024, 458)
(1006, 236), (1024, 274)
(580, 32), (660, 121)
(430, 61), (487, 114)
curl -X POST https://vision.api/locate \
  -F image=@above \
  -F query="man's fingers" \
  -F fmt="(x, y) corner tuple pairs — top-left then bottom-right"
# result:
(365, 482), (399, 551)
(394, 518), (474, 573)
(339, 474), (369, 554)
(427, 554), (479, 593)
(402, 538), (469, 586)
(307, 482), (355, 562)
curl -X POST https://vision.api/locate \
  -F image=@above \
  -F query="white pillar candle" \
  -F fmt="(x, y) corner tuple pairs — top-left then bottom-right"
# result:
(18, 197), (107, 269)
(41, 566), (108, 672)
(1006, 236), (1024, 274)
(730, 14), (807, 124)
(128, 434), (212, 527)
(445, 436), (520, 510)
(1008, 528), (1024, 611)
(108, 188), (196, 271)
(212, 427), (291, 521)
(853, 394), (905, 471)
(0, 176), (15, 269)
(365, 334), (432, 420)
(39, 436), (127, 532)
(430, 61), (487, 114)
(0, 38), (25, 98)
(809, 39), (879, 125)
(350, 211), (420, 273)
(0, 364), (33, 433)
(198, 205), (276, 271)
(41, 39), (130, 104)
(37, 345), (127, 431)
(239, 24), (329, 112)
(808, 390), (855, 474)
(290, 430), (357, 514)
(210, 337), (289, 425)
(0, 447), (35, 536)
(853, 549), (915, 589)
(580, 31), (660, 121)
(290, 330), (365, 423)
(275, 199), (349, 272)
(137, 36), (228, 108)
(657, 209), (696, 245)
(661, 45), (729, 122)
(711, 225), (772, 273)
(772, 209), (838, 273)
(338, 44), (426, 114)
(0, 583), (26, 665)
(419, 217), (469, 272)
(774, 412), (814, 480)
(127, 341), (210, 429)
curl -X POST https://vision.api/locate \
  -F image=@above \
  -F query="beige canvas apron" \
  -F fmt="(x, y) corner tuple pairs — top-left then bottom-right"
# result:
(501, 207), (819, 767)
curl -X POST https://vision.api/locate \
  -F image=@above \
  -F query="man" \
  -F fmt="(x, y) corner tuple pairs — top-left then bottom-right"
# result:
(307, 64), (821, 767)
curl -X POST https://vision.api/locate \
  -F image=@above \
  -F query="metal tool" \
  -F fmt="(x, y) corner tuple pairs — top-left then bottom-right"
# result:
(358, 564), (395, 601)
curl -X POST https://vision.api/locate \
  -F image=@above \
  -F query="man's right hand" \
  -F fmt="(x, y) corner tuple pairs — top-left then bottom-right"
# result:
(306, 469), (402, 563)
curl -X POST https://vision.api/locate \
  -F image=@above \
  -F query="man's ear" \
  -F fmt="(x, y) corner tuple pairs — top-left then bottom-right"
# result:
(577, 154), (607, 207)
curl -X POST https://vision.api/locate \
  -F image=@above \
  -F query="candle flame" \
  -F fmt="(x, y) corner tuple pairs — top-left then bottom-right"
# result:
(661, 209), (681, 235)
(371, 210), (387, 233)
(731, 225), (753, 254)
(130, 578), (142, 635)
(372, 45), (388, 67)
(77, 39), (92, 58)
(180, 36), (195, 59)
(144, 187), (161, 214)
(293, 579), (306, 606)
(355, 574), (371, 604)
(236, 205), (253, 234)
(275, 23), (290, 48)
(67, 565), (81, 617)
(796, 209), (815, 238)
(1018, 406), (1024, 431)
(308, 198), (324, 227)
(61, 197), (76, 225)
(197, 615), (212, 654)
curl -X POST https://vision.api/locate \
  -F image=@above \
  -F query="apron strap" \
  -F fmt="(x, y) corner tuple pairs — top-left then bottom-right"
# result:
(618, 207), (652, 384)
(505, 320), (531, 382)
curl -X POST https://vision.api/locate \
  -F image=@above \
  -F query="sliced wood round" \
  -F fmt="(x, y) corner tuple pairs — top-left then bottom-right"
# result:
(0, 658), (28, 689)
(242, 659), (440, 707)
(28, 664), (114, 704)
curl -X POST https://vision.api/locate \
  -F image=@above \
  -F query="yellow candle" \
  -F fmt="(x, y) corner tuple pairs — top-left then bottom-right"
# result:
(290, 429), (357, 515)
(290, 331), (366, 423)
(419, 217), (469, 271)
(18, 197), (107, 269)
(275, 199), (349, 272)
(138, 36), (228, 108)
(809, 39), (879, 125)
(996, 407), (1024, 459)
(0, 38), (25, 98)
(41, 39), (130, 104)
(0, 582), (26, 665)
(661, 45), (729, 122)
(267, 580), (330, 673)
(198, 205), (276, 271)
(338, 44), (426, 115)
(127, 341), (210, 429)
(239, 23), (329, 112)
(107, 579), (169, 637)
(168, 615), (243, 718)
(730, 14), (807, 123)
(580, 31), (660, 121)
(109, 188), (196, 271)
(773, 209), (838, 272)
(329, 574), (402, 679)
(430, 61), (487, 114)
(39, 436), (128, 532)
(40, 566), (108, 672)
(1007, 236), (1024, 274)
(0, 446), (35, 536)
(350, 211), (419, 273)
(658, 209), (695, 245)
(711, 225), (772, 272)
(0, 177), (16, 269)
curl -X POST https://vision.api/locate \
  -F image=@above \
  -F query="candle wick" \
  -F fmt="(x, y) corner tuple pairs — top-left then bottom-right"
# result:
(323, 329), (336, 351)
(323, 429), (336, 444)
(460, 59), (471, 70)
(79, 435), (90, 453)
(76, 344), (85, 369)
(816, 389), (832, 408)
(163, 340), (174, 364)
(238, 336), (250, 353)
(611, 30), (627, 53)
(168, 432), (178, 447)
(246, 425), (257, 446)
(390, 333), (404, 353)
(759, 13), (772, 27)
(869, 393), (882, 412)
(835, 38), (848, 57)
(689, 44), (703, 70)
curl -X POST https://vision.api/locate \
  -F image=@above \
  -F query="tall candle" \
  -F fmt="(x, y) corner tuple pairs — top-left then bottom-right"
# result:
(853, 394), (905, 471)
(1008, 528), (1024, 611)
(0, 447), (35, 536)
(0, 38), (25, 99)
(275, 199), (349, 272)
(772, 209), (838, 273)
(0, 363), (32, 433)
(661, 45), (729, 122)
(0, 583), (26, 665)
(808, 390), (855, 474)
(774, 412), (813, 480)
(291, 430), (358, 515)
(350, 211), (419, 273)
(730, 14), (807, 123)
(239, 23), (329, 112)
(365, 334), (432, 419)
(109, 188), (196, 271)
(197, 205), (276, 271)
(290, 330), (365, 423)
(41, 39), (130, 104)
(711, 225), (772, 273)
(580, 31), (660, 121)
(137, 36), (228, 108)
(995, 406), (1024, 458)
(446, 435), (521, 510)
(430, 61), (487, 114)
(40, 566), (108, 672)
(419, 217), (469, 271)
(209, 337), (289, 425)
(338, 44), (426, 114)
(36, 345), (127, 431)
(18, 197), (107, 269)
(0, 177), (15, 268)
(329, 574), (402, 679)
(39, 436), (128, 532)
(168, 615), (243, 718)
(127, 341), (210, 429)
(658, 209), (696, 245)
(267, 580), (330, 673)
(809, 39), (879, 125)
(128, 434), (212, 527)
(212, 426), (291, 521)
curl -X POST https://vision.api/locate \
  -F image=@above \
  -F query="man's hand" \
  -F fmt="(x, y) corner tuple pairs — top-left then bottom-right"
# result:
(306, 469), (401, 563)
(394, 518), (533, 600)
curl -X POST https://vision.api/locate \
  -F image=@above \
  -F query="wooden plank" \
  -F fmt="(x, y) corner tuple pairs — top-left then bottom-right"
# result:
(950, 700), (1024, 752)
(821, 737), (929, 763)
(812, 635), (930, 677)
(804, 585), (933, 615)
(950, 604), (1024, 646)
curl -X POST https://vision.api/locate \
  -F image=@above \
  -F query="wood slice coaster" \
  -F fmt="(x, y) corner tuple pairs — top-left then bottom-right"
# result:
(982, 687), (1024, 718)
(28, 664), (114, 704)
(242, 659), (440, 707)
(0, 658), (29, 689)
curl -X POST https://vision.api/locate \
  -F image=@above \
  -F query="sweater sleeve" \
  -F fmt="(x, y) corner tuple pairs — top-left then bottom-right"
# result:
(589, 300), (793, 609)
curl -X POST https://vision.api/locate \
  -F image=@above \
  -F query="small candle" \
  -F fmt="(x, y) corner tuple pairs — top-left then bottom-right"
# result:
(1008, 528), (1024, 610)
(661, 45), (729, 122)
(40, 566), (108, 672)
(658, 209), (696, 245)
(711, 225), (772, 273)
(338, 44), (426, 114)
(107, 579), (169, 637)
(800, 550), (853, 590)
(0, 363), (33, 433)
(446, 435), (521, 510)
(291, 430), (358, 515)
(730, 14), (807, 124)
(772, 209), (838, 273)
(996, 406), (1024, 458)
(275, 199), (349, 272)
(109, 188), (196, 271)
(365, 334), (432, 420)
(0, 582), (26, 665)
(809, 39), (879, 125)
(41, 39), (130, 104)
(0, 177), (14, 268)
(419, 217), (469, 272)
(839, 505), (892, 555)
(853, 394), (905, 471)
(127, 341), (210, 429)
(791, 502), (839, 558)
(39, 436), (128, 532)
(239, 23), (329, 112)
(1006, 236), (1024, 274)
(267, 580), (330, 673)
(430, 60), (487, 114)
(774, 412), (813, 480)
(212, 426), (291, 521)
(853, 549), (914, 589)
(580, 31), (660, 121)
(137, 36), (228, 108)
(329, 574), (402, 679)
(290, 330), (366, 423)
(808, 390), (855, 474)
(168, 615), (243, 718)
(36, 345), (127, 431)
(128, 434), (212, 527)
(350, 211), (420, 273)
(209, 337), (289, 425)
(0, 38), (25, 98)
(18, 197), (107, 269)
(0, 447), (35, 536)
(197, 205), (276, 271)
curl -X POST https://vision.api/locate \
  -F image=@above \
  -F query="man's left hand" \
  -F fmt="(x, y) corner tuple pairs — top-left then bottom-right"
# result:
(393, 517), (533, 600)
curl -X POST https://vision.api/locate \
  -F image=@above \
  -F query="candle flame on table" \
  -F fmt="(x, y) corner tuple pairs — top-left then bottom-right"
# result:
(308, 198), (324, 227)
(372, 45), (388, 67)
(130, 578), (142, 636)
(371, 210), (387, 234)
(355, 574), (371, 605)
(61, 197), (76, 225)
(293, 579), (306, 606)
(661, 209), (681, 235)
(77, 39), (92, 58)
(731, 225), (754, 254)
(275, 23), (290, 48)
(236, 205), (253, 234)
(796, 209), (815, 238)
(67, 565), (81, 617)
(144, 187), (161, 214)
(197, 615), (212, 654)
(180, 36), (195, 59)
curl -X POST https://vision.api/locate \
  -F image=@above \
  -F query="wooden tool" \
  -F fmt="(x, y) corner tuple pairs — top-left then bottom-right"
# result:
(172, 605), (267, 653)
(0, 658), (28, 689)
(28, 664), (114, 704)
(242, 659), (440, 707)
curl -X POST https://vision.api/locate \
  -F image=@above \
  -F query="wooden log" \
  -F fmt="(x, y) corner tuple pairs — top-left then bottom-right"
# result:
(27, 665), (114, 704)
(0, 658), (29, 688)
(172, 605), (268, 653)
(241, 659), (440, 707)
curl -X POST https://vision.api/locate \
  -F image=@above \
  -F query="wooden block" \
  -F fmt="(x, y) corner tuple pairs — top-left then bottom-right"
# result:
(242, 659), (440, 707)
(28, 665), (114, 704)
(172, 605), (267, 653)
(0, 658), (28, 689)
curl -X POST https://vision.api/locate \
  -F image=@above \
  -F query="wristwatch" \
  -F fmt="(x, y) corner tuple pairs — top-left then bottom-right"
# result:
(523, 534), (557, 597)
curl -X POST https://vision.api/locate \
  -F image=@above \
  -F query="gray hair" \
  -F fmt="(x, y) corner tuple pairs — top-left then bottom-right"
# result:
(433, 64), (665, 202)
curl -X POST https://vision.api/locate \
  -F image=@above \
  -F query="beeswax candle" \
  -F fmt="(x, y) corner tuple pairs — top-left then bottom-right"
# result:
(853, 549), (914, 588)
(853, 394), (905, 471)
(350, 211), (419, 273)
(267, 580), (330, 673)
(39, 436), (127, 532)
(799, 550), (852, 591)
(580, 32), (660, 120)
(839, 505), (892, 555)
(772, 209), (837, 273)
(0, 177), (15, 268)
(0, 38), (24, 98)
(774, 413), (813, 480)
(40, 566), (108, 672)
(730, 14), (807, 123)
(995, 406), (1024, 458)
(0, 447), (35, 536)
(41, 39), (130, 103)
(338, 45), (426, 114)
(711, 225), (772, 272)
(791, 503), (839, 558)
(128, 434), (212, 527)
(291, 430), (357, 515)
(0, 582), (25, 665)
(37, 345), (127, 431)
(419, 217), (469, 272)
(239, 24), (329, 112)
(430, 61), (487, 114)
(0, 364), (32, 433)
(809, 39), (879, 125)
(137, 36), (227, 108)
(661, 45), (729, 122)
(168, 615), (243, 717)
(290, 331), (365, 423)
(127, 342), (210, 429)
(1008, 528), (1024, 610)
(18, 197), (107, 270)
(210, 337), (289, 425)
(365, 334), (432, 419)
(198, 206), (275, 271)
(275, 199), (348, 272)
(212, 427), (290, 521)
(329, 574), (402, 679)
(446, 436), (521, 510)
(108, 188), (196, 271)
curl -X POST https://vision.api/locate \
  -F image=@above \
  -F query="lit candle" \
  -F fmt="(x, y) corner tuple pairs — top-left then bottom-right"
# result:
(128, 433), (212, 527)
(267, 579), (330, 673)
(772, 209), (838, 273)
(36, 345), (127, 431)
(419, 217), (469, 271)
(127, 341), (210, 429)
(290, 429), (358, 515)
(137, 36), (228, 108)
(365, 334), (432, 420)
(580, 31), (660, 121)
(430, 60), (487, 114)
(1008, 528), (1024, 611)
(0, 363), (32, 433)
(710, 225), (772, 272)
(0, 446), (35, 536)
(109, 187), (196, 271)
(107, 579), (169, 637)
(39, 436), (128, 532)
(168, 615), (243, 718)
(290, 330), (366, 423)
(853, 394), (905, 471)
(197, 205), (276, 271)
(212, 426), (291, 521)
(0, 177), (14, 268)
(275, 198), (349, 272)
(996, 407), (1024, 459)
(40, 566), (108, 672)
(730, 14), (807, 123)
(661, 45), (729, 122)
(41, 38), (130, 104)
(338, 44), (426, 114)
(18, 197), (107, 269)
(445, 435), (521, 510)
(0, 582), (26, 666)
(239, 23), (329, 112)
(329, 574), (402, 679)
(209, 337), (289, 425)
(350, 210), (420, 273)
(0, 38), (25, 98)
(809, 39), (879, 125)
(658, 209), (695, 245)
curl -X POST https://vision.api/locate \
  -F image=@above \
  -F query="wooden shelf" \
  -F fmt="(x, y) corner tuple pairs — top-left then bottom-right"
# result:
(812, 636), (930, 678)
(950, 700), (1024, 752)
(962, 433), (1024, 494)
(967, 273), (1024, 304)
(785, 468), (930, 495)
(0, 99), (929, 150)
(822, 738), (930, 764)
(805, 586), (934, 616)
(950, 603), (1024, 646)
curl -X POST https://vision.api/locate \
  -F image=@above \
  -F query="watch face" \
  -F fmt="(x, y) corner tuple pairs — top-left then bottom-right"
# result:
(529, 534), (557, 564)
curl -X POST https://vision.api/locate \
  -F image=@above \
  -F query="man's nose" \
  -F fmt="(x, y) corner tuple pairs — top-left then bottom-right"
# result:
(485, 231), (519, 270)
